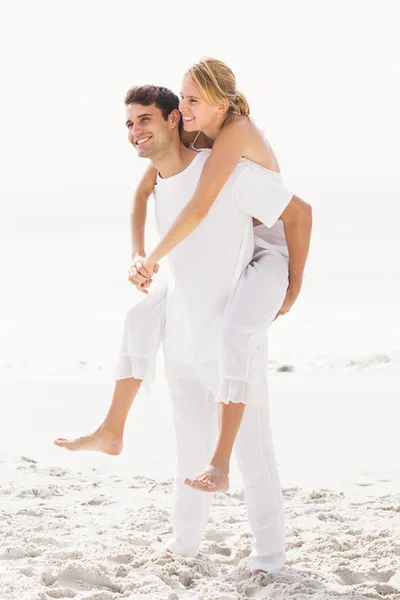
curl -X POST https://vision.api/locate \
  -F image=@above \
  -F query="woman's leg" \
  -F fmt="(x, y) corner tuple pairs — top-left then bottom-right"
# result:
(186, 250), (288, 492)
(184, 401), (245, 492)
(54, 377), (142, 454)
(54, 281), (167, 454)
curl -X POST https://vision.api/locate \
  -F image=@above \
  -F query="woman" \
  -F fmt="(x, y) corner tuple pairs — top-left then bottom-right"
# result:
(54, 58), (311, 494)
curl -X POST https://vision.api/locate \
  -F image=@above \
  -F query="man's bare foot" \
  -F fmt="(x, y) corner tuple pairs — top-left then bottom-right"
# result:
(53, 425), (123, 455)
(184, 464), (229, 493)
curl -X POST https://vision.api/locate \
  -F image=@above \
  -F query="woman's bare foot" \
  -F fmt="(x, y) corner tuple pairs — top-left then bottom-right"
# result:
(184, 463), (229, 493)
(53, 425), (123, 456)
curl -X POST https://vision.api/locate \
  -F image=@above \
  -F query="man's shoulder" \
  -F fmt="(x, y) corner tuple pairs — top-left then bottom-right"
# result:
(185, 149), (210, 174)
(195, 151), (278, 195)
(195, 149), (249, 181)
(231, 162), (285, 203)
(193, 149), (210, 163)
(230, 161), (270, 188)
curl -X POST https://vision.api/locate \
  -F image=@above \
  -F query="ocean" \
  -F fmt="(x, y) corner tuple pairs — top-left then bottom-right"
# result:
(2, 176), (399, 382)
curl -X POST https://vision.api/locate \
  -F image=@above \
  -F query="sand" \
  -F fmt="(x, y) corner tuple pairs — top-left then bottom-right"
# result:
(1, 455), (399, 600)
(1, 371), (399, 599)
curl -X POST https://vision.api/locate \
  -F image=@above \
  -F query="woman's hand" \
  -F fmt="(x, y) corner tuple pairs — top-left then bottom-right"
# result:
(275, 285), (301, 319)
(128, 255), (152, 294)
(140, 257), (158, 279)
(128, 256), (159, 294)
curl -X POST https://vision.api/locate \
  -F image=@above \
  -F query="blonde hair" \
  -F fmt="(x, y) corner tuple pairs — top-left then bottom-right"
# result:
(185, 57), (250, 116)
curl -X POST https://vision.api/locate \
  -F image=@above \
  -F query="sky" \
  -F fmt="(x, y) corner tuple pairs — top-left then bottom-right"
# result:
(0, 0), (399, 235)
(0, 0), (399, 376)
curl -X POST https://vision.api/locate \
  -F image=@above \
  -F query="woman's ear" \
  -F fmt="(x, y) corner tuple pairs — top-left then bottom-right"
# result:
(169, 109), (181, 128)
(217, 100), (229, 115)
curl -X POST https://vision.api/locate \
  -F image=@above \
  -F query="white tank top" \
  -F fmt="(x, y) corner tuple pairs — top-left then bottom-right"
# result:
(190, 139), (290, 259)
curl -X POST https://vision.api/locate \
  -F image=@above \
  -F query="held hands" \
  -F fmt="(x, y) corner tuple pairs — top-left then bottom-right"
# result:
(274, 285), (300, 320)
(128, 256), (159, 294)
(142, 257), (157, 278)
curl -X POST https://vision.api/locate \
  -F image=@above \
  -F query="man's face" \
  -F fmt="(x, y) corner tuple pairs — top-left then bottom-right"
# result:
(126, 103), (176, 159)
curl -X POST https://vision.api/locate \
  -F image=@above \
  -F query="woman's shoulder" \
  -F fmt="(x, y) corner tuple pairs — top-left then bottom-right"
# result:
(224, 115), (279, 172)
(223, 114), (264, 140)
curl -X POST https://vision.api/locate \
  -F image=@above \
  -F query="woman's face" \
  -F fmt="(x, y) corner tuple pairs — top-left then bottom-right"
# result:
(179, 76), (222, 132)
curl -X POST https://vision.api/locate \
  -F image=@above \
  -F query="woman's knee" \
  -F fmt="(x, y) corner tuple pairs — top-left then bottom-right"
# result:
(125, 292), (165, 328)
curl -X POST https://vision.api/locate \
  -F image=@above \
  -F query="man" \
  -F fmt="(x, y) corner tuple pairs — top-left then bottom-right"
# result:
(125, 85), (310, 574)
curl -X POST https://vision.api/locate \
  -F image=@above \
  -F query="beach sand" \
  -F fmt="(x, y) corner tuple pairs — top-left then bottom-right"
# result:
(1, 371), (399, 599)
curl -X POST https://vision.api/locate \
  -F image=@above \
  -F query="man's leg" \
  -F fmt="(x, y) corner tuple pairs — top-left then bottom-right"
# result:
(164, 360), (218, 556)
(234, 362), (286, 574)
(186, 250), (288, 492)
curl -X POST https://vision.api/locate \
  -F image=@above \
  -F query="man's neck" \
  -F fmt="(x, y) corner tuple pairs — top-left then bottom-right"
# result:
(152, 142), (197, 180)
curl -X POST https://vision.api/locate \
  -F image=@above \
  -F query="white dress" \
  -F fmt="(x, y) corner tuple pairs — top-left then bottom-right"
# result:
(114, 152), (291, 404)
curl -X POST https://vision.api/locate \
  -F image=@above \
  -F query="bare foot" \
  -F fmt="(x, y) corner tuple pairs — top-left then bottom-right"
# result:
(252, 569), (268, 575)
(53, 425), (123, 455)
(184, 464), (229, 493)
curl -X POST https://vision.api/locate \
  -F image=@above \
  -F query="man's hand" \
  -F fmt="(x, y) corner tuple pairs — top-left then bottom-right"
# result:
(275, 285), (300, 319)
(128, 255), (159, 294)
(128, 255), (150, 294)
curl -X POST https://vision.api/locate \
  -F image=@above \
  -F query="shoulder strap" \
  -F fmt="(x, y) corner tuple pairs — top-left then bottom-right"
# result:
(191, 130), (202, 150)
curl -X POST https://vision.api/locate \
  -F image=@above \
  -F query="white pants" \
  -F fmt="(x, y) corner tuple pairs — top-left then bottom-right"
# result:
(164, 359), (286, 573)
(217, 242), (288, 405)
(115, 231), (289, 571)
(115, 233), (288, 407)
(114, 278), (167, 393)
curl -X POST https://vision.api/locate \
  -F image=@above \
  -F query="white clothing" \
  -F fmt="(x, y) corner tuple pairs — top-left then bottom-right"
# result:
(114, 152), (293, 572)
(114, 279), (167, 393)
(115, 234), (288, 405)
(114, 158), (291, 405)
(164, 359), (286, 573)
(216, 228), (288, 405)
(153, 150), (292, 366)
(239, 158), (289, 259)
(254, 220), (288, 259)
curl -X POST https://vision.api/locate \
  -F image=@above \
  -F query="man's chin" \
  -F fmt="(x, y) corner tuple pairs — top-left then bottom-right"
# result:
(136, 147), (152, 158)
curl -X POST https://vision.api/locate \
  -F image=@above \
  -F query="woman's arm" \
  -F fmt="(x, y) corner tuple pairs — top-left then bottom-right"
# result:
(142, 119), (253, 273)
(130, 163), (157, 259)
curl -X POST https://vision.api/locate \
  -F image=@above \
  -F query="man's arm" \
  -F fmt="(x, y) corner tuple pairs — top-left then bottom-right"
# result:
(130, 163), (157, 259)
(128, 164), (158, 294)
(277, 195), (312, 315)
(232, 168), (312, 315)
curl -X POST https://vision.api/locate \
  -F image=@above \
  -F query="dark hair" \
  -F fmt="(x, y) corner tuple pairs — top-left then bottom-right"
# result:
(124, 85), (180, 122)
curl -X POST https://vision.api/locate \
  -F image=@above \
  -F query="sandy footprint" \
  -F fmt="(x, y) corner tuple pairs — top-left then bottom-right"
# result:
(56, 564), (122, 594)
(335, 567), (369, 585)
(46, 587), (76, 598)
(368, 569), (396, 583)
